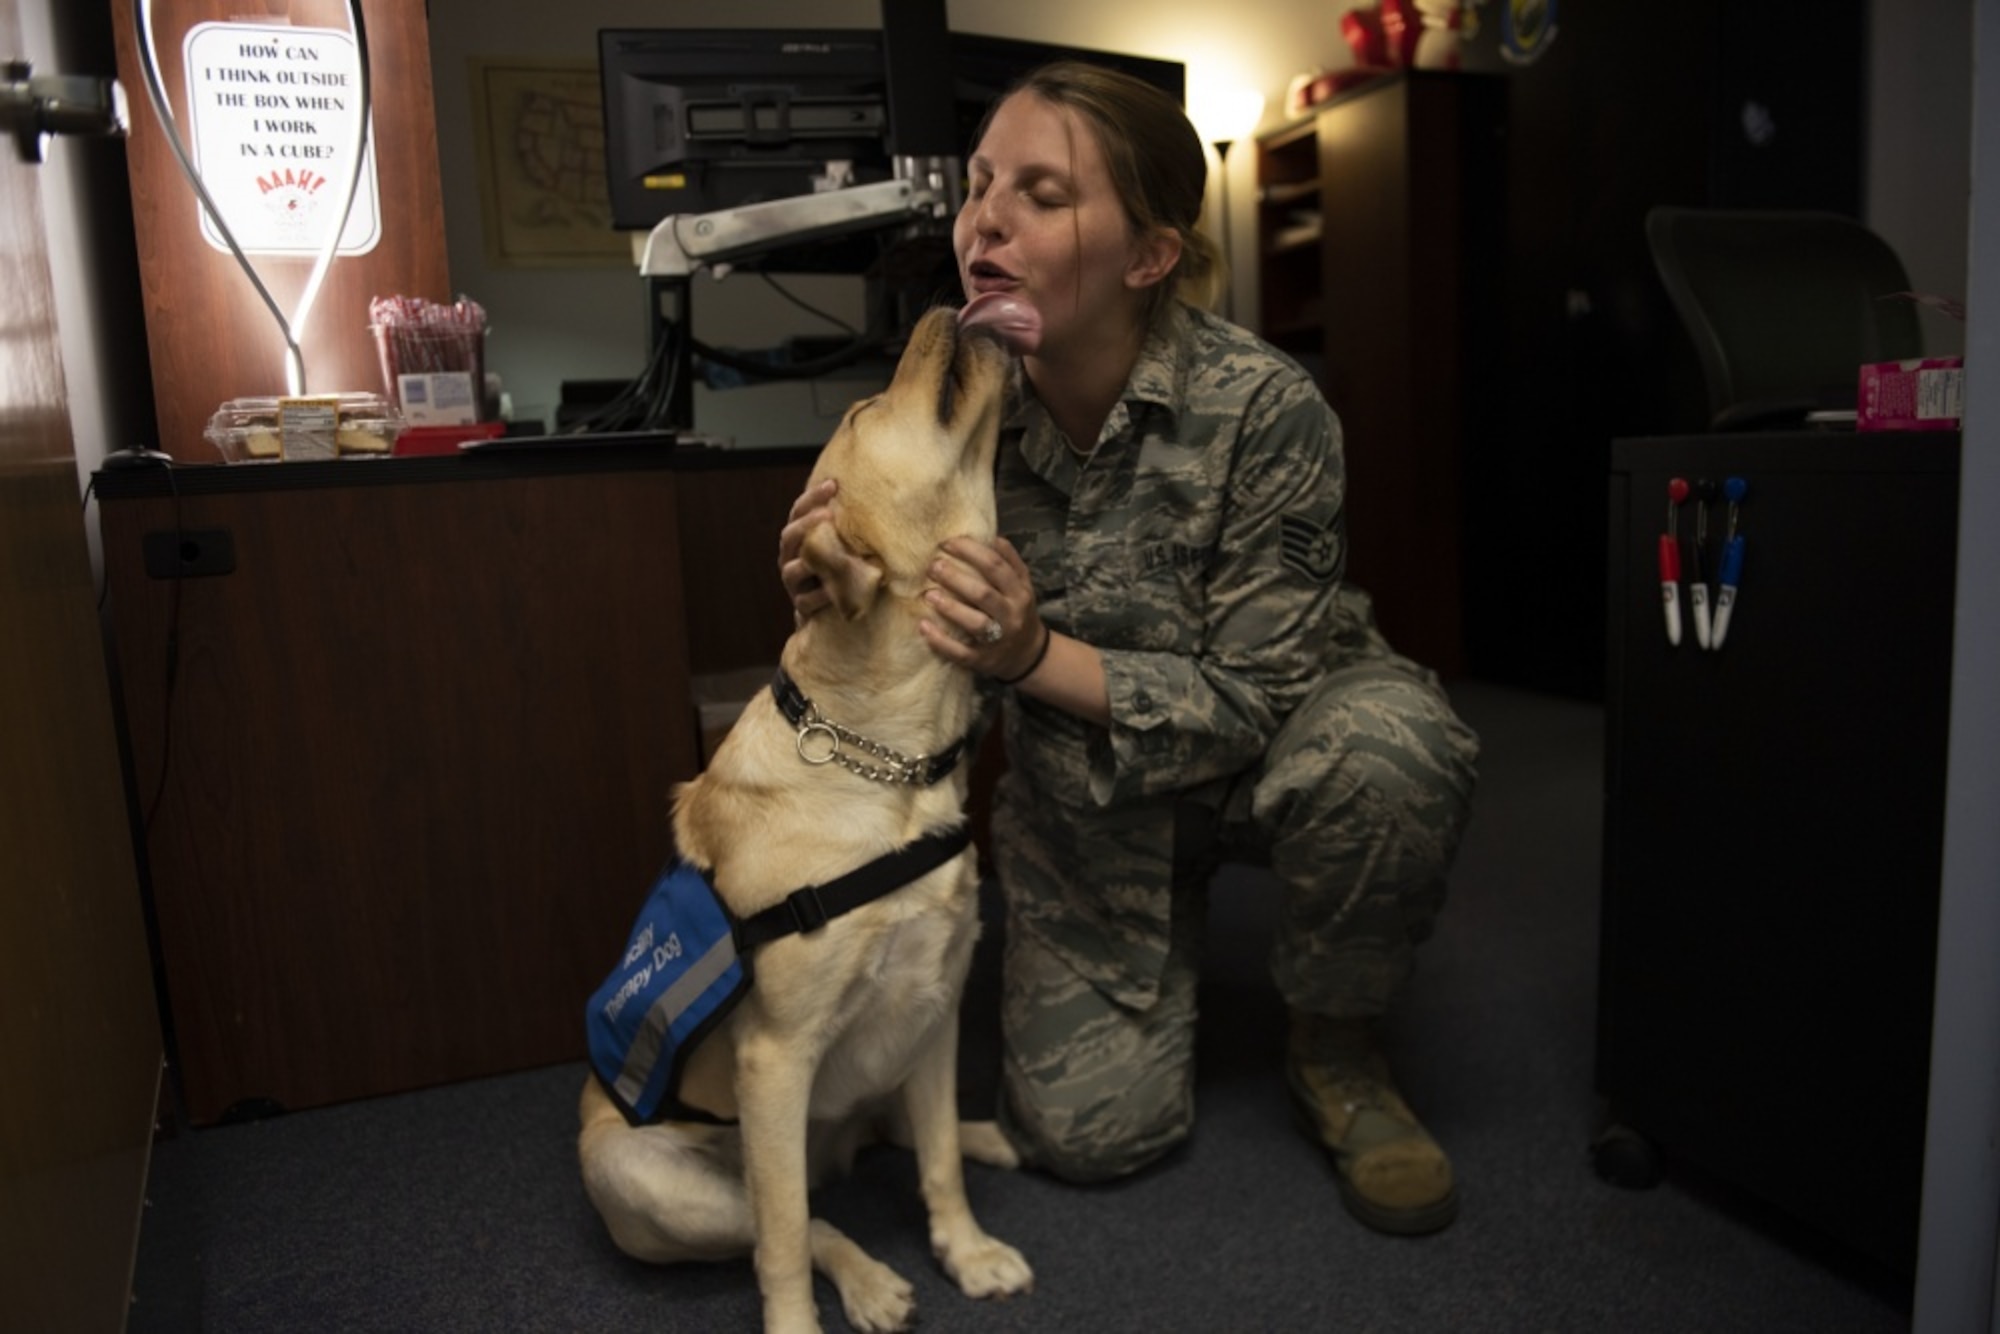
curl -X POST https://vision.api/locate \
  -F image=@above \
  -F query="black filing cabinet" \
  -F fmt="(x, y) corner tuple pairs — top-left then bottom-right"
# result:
(1598, 430), (1960, 1276)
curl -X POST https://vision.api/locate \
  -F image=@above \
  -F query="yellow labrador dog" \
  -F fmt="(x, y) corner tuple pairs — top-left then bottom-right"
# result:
(579, 304), (1033, 1334)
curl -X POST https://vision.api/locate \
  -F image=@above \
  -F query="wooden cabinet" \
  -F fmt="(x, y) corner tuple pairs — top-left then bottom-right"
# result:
(1599, 431), (1958, 1276)
(1254, 72), (1504, 678)
(1253, 118), (1326, 354)
(96, 445), (810, 1124)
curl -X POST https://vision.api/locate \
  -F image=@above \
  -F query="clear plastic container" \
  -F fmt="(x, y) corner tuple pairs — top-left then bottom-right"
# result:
(204, 393), (402, 462)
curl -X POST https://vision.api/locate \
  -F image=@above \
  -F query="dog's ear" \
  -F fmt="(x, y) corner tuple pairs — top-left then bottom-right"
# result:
(800, 518), (883, 620)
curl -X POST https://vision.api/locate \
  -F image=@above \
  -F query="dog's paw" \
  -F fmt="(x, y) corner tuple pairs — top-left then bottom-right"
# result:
(763, 1309), (825, 1334)
(959, 1120), (1021, 1169)
(830, 1255), (916, 1333)
(938, 1232), (1033, 1302)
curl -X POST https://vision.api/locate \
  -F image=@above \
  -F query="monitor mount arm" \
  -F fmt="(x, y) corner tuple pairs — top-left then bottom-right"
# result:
(634, 155), (960, 278)
(611, 155), (959, 437)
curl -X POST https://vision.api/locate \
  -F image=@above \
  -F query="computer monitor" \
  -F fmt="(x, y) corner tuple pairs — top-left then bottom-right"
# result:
(597, 25), (1187, 269)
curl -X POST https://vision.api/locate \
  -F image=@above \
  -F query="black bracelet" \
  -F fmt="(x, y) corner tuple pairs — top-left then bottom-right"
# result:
(995, 624), (1053, 685)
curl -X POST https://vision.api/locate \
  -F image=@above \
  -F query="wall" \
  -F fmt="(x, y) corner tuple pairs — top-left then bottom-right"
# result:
(1913, 2), (2000, 1325)
(1867, 0), (1974, 356)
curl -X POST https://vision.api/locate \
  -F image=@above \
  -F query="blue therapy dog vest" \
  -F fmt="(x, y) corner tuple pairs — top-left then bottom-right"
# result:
(586, 826), (972, 1125)
(586, 860), (749, 1124)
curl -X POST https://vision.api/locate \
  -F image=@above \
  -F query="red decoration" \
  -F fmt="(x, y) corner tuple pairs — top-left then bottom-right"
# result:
(1381, 0), (1424, 67)
(1340, 7), (1389, 67)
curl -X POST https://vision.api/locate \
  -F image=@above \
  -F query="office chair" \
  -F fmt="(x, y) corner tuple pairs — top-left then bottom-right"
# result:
(1645, 207), (1924, 430)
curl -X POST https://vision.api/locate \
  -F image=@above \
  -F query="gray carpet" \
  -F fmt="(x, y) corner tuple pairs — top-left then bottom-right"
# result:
(128, 682), (1912, 1332)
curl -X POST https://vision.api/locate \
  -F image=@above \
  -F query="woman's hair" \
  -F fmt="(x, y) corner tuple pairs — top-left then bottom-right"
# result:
(971, 60), (1226, 323)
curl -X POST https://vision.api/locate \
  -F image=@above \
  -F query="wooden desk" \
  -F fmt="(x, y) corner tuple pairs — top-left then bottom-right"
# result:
(96, 444), (812, 1123)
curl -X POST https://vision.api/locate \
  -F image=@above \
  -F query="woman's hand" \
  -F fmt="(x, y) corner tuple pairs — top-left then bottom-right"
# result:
(778, 478), (841, 620)
(920, 535), (1048, 682)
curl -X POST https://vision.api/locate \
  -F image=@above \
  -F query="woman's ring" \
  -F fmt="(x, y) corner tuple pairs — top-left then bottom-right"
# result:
(981, 619), (1004, 645)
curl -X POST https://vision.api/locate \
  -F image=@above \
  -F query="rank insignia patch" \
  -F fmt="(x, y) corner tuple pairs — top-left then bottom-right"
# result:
(1280, 511), (1343, 584)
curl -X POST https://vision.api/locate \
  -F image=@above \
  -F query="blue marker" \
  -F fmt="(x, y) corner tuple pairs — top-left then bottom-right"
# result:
(1711, 477), (1748, 649)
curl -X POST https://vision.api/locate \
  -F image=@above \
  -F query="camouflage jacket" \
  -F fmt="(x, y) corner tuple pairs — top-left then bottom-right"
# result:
(993, 303), (1386, 1006)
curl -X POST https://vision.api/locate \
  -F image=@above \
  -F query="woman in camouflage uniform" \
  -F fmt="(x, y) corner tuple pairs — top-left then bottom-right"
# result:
(782, 61), (1479, 1236)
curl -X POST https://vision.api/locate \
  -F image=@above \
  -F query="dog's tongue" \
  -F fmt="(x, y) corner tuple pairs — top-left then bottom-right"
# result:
(958, 293), (1041, 354)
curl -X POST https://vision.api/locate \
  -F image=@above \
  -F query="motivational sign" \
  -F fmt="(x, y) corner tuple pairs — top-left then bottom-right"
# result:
(182, 22), (382, 257)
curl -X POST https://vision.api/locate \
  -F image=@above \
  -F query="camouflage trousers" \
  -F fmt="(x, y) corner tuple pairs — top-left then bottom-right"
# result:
(993, 660), (1479, 1182)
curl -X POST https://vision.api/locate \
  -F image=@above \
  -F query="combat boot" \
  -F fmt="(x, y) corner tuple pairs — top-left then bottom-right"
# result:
(1285, 1011), (1458, 1235)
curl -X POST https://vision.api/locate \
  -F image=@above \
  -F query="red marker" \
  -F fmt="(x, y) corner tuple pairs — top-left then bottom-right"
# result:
(1660, 478), (1688, 647)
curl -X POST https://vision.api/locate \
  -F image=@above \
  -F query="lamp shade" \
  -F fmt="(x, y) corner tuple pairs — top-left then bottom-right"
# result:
(1193, 85), (1266, 147)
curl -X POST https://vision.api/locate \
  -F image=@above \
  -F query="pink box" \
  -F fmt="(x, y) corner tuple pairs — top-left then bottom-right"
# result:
(1857, 357), (1964, 432)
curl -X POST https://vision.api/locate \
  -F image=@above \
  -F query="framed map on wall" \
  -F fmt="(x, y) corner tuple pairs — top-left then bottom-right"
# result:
(469, 59), (631, 268)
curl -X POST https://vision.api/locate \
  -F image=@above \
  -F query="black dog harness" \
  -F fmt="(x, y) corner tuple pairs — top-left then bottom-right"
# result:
(733, 823), (972, 949)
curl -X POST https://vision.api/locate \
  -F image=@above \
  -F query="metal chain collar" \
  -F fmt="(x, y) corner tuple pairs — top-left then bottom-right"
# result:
(794, 710), (939, 786)
(770, 666), (966, 787)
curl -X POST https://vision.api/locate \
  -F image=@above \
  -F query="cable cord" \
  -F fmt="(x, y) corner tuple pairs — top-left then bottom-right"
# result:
(691, 328), (888, 381)
(574, 249), (936, 429)
(690, 265), (905, 380)
(568, 313), (685, 434)
(758, 272), (860, 336)
(133, 458), (185, 836)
